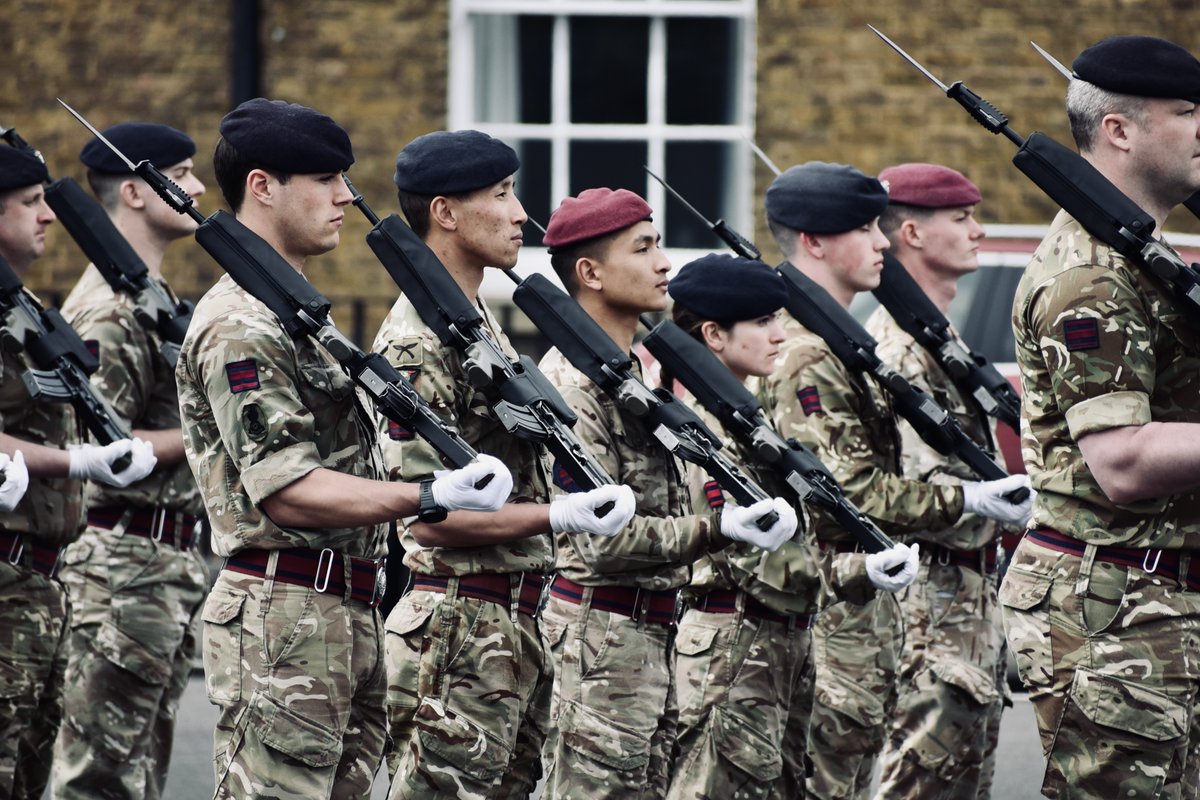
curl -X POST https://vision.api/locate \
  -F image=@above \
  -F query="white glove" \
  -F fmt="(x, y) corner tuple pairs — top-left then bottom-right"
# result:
(720, 497), (797, 552)
(67, 438), (156, 488)
(962, 474), (1035, 528)
(430, 454), (513, 513)
(866, 542), (920, 593)
(0, 451), (29, 512)
(549, 484), (636, 537)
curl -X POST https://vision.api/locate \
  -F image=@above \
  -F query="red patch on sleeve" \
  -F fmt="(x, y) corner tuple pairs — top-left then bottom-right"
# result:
(225, 359), (260, 393)
(796, 386), (822, 416)
(1062, 318), (1101, 352)
(84, 340), (100, 360)
(703, 479), (726, 509)
(387, 420), (414, 441)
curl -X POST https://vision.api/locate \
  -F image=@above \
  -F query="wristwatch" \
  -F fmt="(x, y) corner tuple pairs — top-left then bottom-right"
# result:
(417, 478), (448, 524)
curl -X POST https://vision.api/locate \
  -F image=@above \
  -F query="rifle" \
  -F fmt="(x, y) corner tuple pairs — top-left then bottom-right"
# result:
(870, 27), (1200, 317)
(59, 101), (481, 471)
(645, 166), (1025, 496)
(1, 122), (192, 366)
(344, 180), (616, 494)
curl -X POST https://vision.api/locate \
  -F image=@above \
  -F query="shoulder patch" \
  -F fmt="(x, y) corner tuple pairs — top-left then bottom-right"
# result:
(1062, 318), (1101, 352)
(391, 337), (424, 370)
(387, 420), (415, 441)
(242, 403), (269, 441)
(84, 339), (100, 360)
(796, 385), (822, 416)
(225, 359), (260, 393)
(552, 459), (583, 493)
(703, 479), (726, 509)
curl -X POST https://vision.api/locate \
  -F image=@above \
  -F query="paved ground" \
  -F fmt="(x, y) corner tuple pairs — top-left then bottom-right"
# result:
(127, 675), (1045, 799)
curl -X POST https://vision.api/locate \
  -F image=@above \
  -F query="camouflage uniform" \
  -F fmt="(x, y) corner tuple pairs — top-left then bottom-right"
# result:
(1003, 210), (1200, 798)
(49, 265), (209, 799)
(177, 274), (388, 799)
(865, 307), (1009, 800)
(538, 349), (721, 800)
(667, 400), (877, 800)
(759, 315), (964, 800)
(0, 314), (85, 798)
(373, 297), (554, 800)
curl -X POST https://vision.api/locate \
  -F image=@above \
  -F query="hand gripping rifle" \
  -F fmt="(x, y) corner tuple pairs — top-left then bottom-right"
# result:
(344, 181), (615, 496)
(58, 101), (480, 471)
(644, 167), (1026, 499)
(1, 122), (191, 366)
(870, 27), (1200, 316)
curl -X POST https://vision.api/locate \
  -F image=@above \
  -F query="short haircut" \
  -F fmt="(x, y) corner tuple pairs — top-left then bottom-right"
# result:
(396, 189), (436, 239)
(766, 215), (798, 259)
(548, 232), (618, 297)
(877, 202), (935, 242)
(85, 170), (129, 213)
(213, 137), (290, 213)
(1067, 80), (1149, 153)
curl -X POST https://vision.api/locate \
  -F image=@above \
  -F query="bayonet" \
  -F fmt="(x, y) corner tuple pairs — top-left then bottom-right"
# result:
(1029, 41), (1073, 80)
(642, 166), (760, 260)
(744, 137), (782, 177)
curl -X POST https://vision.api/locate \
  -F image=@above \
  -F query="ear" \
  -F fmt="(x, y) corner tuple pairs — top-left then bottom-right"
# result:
(118, 179), (146, 211)
(429, 196), (458, 233)
(799, 231), (824, 260)
(1099, 112), (1135, 153)
(898, 218), (923, 250)
(699, 320), (727, 352)
(245, 169), (275, 207)
(576, 256), (602, 292)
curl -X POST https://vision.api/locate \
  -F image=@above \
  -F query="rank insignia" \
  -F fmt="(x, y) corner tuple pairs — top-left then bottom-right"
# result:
(703, 479), (725, 509)
(387, 420), (414, 441)
(796, 386), (822, 416)
(552, 459), (582, 493)
(84, 339), (100, 360)
(225, 359), (260, 393)
(1063, 318), (1101, 352)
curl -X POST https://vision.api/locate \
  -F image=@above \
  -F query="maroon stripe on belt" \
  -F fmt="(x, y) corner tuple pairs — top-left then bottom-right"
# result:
(549, 575), (678, 626)
(693, 589), (813, 629)
(87, 506), (199, 550)
(0, 531), (63, 578)
(224, 548), (384, 608)
(1027, 528), (1200, 591)
(411, 573), (546, 617)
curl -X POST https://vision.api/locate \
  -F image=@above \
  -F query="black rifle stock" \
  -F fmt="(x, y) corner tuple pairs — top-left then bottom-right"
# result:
(641, 319), (894, 552)
(347, 189), (615, 494)
(875, 252), (1020, 430)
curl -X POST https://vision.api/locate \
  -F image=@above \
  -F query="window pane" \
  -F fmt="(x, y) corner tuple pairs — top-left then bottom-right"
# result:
(570, 17), (649, 124)
(666, 18), (740, 125)
(473, 15), (552, 123)
(664, 141), (736, 249)
(512, 139), (552, 246)
(569, 140), (648, 197)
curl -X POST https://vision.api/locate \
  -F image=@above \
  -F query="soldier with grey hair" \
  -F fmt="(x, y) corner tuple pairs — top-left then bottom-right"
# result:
(1003, 35), (1200, 798)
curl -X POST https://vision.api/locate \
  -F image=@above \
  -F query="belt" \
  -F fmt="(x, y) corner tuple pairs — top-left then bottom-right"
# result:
(549, 575), (678, 626)
(87, 506), (200, 550)
(411, 573), (546, 617)
(1027, 529), (1200, 591)
(224, 548), (386, 608)
(817, 540), (860, 554)
(926, 544), (998, 575)
(0, 531), (64, 578)
(692, 589), (813, 629)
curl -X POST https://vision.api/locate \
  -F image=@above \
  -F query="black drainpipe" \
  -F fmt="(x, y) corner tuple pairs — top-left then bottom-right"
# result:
(231, 0), (262, 106)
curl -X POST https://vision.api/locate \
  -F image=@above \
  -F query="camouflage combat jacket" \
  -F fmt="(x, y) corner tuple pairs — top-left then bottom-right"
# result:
(0, 329), (85, 546)
(865, 306), (1001, 551)
(61, 265), (201, 515)
(371, 294), (553, 577)
(1013, 210), (1200, 548)
(539, 348), (720, 592)
(175, 274), (386, 558)
(759, 315), (963, 542)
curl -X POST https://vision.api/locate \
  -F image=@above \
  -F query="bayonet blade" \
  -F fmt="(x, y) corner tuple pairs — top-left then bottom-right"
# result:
(867, 25), (951, 93)
(643, 166), (715, 227)
(57, 99), (138, 173)
(744, 137), (782, 176)
(1030, 41), (1073, 80)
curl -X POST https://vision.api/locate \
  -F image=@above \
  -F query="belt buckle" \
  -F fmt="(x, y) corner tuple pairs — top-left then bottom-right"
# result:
(371, 559), (387, 607)
(151, 507), (167, 543)
(7, 534), (24, 566)
(630, 586), (646, 624)
(315, 548), (335, 593)
(1143, 548), (1163, 575)
(937, 547), (952, 567)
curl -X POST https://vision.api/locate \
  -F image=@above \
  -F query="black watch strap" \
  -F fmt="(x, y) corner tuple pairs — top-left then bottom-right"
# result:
(417, 478), (448, 524)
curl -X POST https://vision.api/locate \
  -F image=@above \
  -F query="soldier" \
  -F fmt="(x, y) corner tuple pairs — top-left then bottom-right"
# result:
(757, 162), (1032, 800)
(867, 163), (1010, 799)
(0, 145), (156, 798)
(176, 100), (513, 799)
(51, 122), (210, 799)
(663, 253), (918, 800)
(538, 188), (797, 799)
(1003, 36), (1200, 798)
(374, 130), (634, 800)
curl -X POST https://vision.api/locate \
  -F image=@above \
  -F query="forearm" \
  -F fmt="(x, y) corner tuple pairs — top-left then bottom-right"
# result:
(410, 502), (552, 548)
(131, 427), (187, 468)
(0, 433), (70, 478)
(261, 467), (421, 529)
(1079, 422), (1200, 504)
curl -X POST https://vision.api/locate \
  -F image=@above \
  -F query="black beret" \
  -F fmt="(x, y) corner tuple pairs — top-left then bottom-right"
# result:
(1073, 36), (1200, 103)
(394, 130), (520, 195)
(765, 162), (888, 234)
(80, 122), (196, 174)
(669, 253), (786, 323)
(219, 98), (354, 174)
(0, 146), (49, 193)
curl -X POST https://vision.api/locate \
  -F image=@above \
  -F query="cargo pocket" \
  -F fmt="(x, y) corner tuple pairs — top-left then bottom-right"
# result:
(674, 622), (720, 722)
(929, 659), (1000, 708)
(813, 667), (886, 728)
(201, 588), (247, 705)
(997, 568), (1052, 689)
(413, 696), (512, 787)
(383, 599), (436, 715)
(558, 698), (652, 773)
(711, 705), (783, 782)
(246, 688), (342, 767)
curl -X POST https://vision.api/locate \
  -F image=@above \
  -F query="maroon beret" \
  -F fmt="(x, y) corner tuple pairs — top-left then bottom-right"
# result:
(543, 188), (653, 251)
(879, 163), (981, 209)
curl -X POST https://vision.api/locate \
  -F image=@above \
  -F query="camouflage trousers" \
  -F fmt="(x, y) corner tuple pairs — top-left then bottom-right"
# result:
(0, 561), (70, 799)
(202, 569), (387, 800)
(1000, 535), (1200, 799)
(540, 592), (678, 800)
(875, 552), (1008, 800)
(52, 525), (209, 799)
(383, 582), (550, 800)
(806, 566), (902, 800)
(666, 603), (812, 800)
